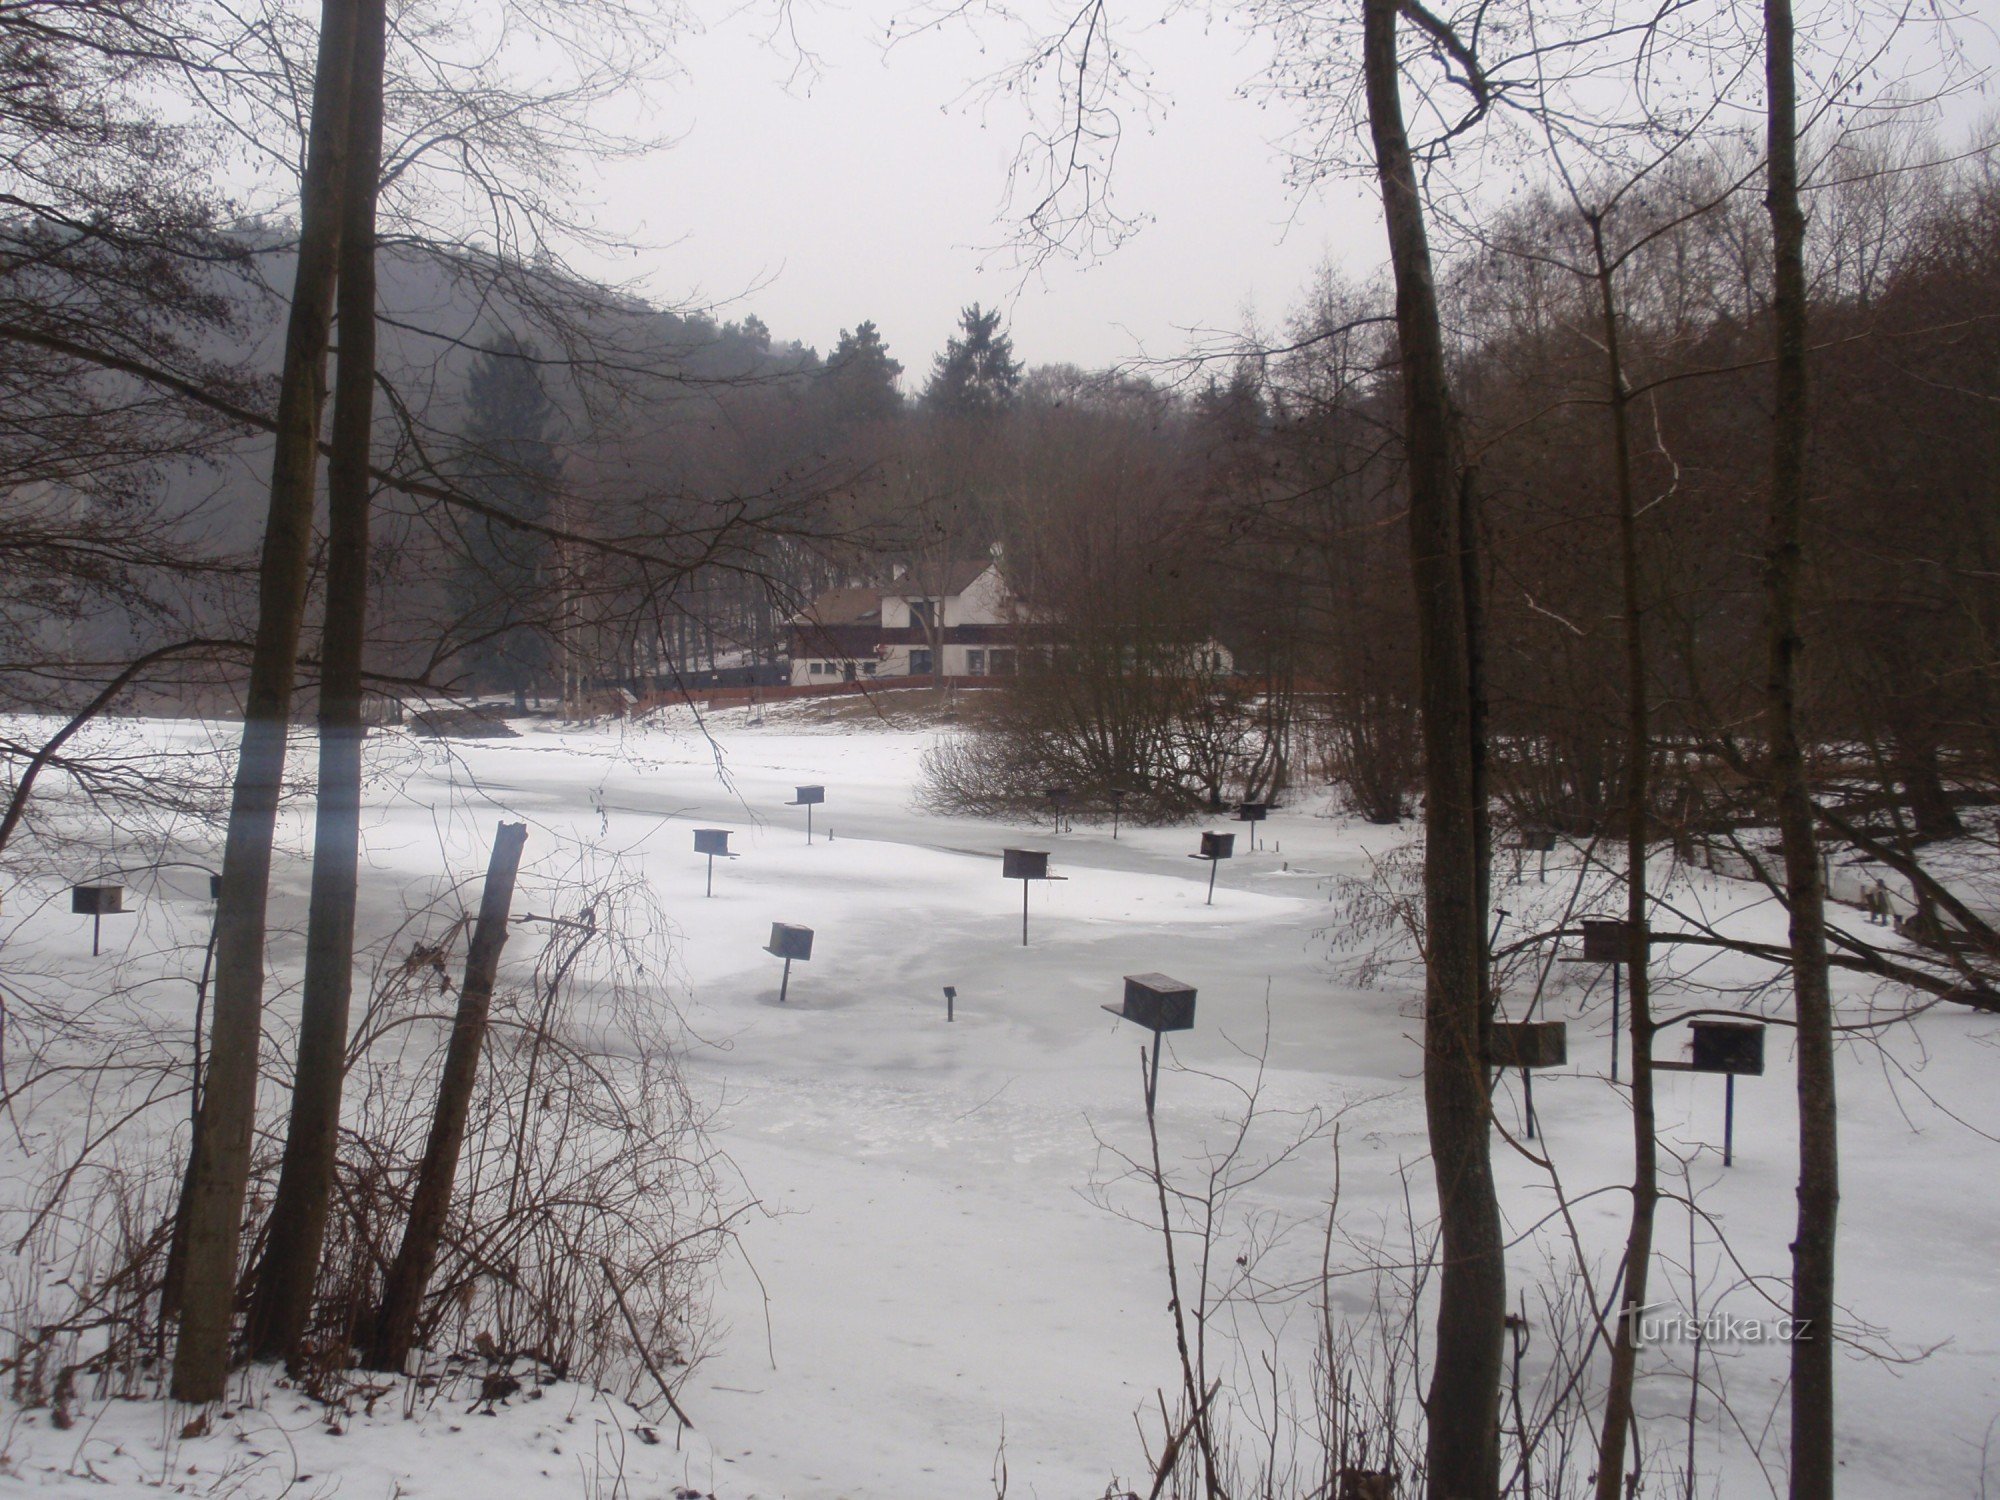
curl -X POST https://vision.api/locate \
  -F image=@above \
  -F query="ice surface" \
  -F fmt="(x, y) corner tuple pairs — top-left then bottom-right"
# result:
(4, 708), (1997, 1496)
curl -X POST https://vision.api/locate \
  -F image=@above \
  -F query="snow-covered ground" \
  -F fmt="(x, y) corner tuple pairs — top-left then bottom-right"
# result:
(5, 705), (1999, 1496)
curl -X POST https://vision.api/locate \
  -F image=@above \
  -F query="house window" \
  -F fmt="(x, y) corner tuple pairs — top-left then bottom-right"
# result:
(910, 648), (933, 676)
(862, 661), (878, 676)
(967, 649), (986, 675)
(988, 649), (1015, 676)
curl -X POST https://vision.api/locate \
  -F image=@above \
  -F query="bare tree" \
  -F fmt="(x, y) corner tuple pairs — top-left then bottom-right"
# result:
(171, 0), (361, 1404)
(1761, 2), (1837, 1491)
(246, 0), (389, 1365)
(1359, 4), (1505, 1493)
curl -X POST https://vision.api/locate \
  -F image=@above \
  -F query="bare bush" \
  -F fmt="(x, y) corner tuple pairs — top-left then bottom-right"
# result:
(1, 847), (733, 1424)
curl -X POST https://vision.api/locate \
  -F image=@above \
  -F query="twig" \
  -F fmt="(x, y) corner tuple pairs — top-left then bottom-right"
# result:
(600, 1256), (697, 1433)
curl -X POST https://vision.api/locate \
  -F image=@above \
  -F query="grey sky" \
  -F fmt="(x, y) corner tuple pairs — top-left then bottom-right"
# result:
(557, 0), (1995, 381)
(588, 7), (1384, 378)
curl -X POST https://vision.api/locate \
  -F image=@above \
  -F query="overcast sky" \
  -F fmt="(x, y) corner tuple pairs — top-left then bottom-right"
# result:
(587, 6), (1383, 380)
(571, 2), (1998, 383)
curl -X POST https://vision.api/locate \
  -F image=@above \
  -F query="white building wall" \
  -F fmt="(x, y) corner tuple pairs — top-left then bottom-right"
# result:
(951, 566), (1008, 625)
(790, 654), (883, 687)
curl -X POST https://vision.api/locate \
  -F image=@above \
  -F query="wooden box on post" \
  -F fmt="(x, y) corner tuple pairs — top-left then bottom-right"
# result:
(1487, 1020), (1568, 1070)
(1690, 1019), (1764, 1075)
(71, 885), (124, 915)
(765, 923), (814, 961)
(1199, 831), (1235, 861)
(1582, 916), (1640, 963)
(1106, 972), (1197, 1033)
(1517, 829), (1557, 853)
(1233, 801), (1270, 849)
(693, 829), (731, 857)
(788, 784), (826, 843)
(1002, 848), (1049, 881)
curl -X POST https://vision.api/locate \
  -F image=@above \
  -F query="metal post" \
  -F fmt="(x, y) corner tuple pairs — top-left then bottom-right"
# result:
(779, 955), (792, 1005)
(1611, 963), (1621, 1084)
(1146, 1031), (1161, 1118)
(1523, 1068), (1536, 1140)
(93, 912), (102, 957)
(945, 986), (955, 1022)
(706, 853), (714, 898)
(1539, 845), (1549, 882)
(807, 804), (813, 845)
(1206, 860), (1218, 906)
(1723, 1074), (1736, 1167)
(1022, 880), (1030, 946)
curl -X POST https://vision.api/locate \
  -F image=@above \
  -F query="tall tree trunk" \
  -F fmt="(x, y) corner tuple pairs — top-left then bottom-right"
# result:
(367, 821), (529, 1373)
(1588, 215), (1660, 1500)
(244, 0), (388, 1367)
(1460, 468), (1490, 1022)
(1361, 4), (1505, 1494)
(170, 0), (360, 1404)
(1764, 2), (1839, 1493)
(1893, 735), (1961, 840)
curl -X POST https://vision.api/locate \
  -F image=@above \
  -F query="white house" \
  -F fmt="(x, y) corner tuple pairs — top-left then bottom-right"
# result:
(785, 558), (1024, 687)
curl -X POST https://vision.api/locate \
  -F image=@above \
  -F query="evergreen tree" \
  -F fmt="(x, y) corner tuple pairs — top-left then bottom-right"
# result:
(825, 320), (903, 427)
(924, 303), (1021, 417)
(726, 313), (771, 354)
(454, 332), (559, 704)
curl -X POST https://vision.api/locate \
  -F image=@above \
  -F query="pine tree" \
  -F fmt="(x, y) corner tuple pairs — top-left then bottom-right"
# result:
(454, 332), (559, 705)
(825, 320), (903, 428)
(924, 303), (1021, 417)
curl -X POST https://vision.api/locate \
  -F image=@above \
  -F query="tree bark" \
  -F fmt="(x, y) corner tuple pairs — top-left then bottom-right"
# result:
(1588, 214), (1660, 1500)
(171, 0), (360, 1405)
(1361, 3), (1505, 1494)
(1764, 1), (1839, 1493)
(367, 821), (529, 1373)
(1893, 736), (1961, 840)
(245, 0), (388, 1367)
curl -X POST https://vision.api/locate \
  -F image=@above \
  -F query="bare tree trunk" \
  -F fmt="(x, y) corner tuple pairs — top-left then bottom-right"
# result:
(367, 821), (529, 1373)
(1460, 468), (1490, 1019)
(1764, 2), (1838, 1493)
(170, 0), (360, 1404)
(1893, 736), (1961, 840)
(1588, 214), (1660, 1500)
(1361, 3), (1504, 1493)
(245, 0), (388, 1367)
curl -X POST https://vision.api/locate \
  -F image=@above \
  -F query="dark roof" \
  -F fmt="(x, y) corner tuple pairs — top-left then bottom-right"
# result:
(888, 559), (994, 599)
(792, 561), (999, 626)
(792, 586), (883, 627)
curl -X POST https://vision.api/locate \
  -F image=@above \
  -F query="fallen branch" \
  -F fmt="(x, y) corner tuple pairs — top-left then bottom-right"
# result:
(600, 1255), (697, 1433)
